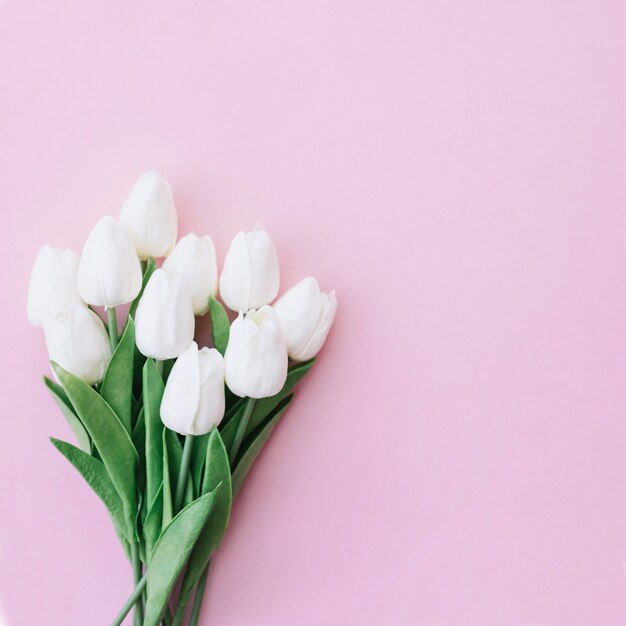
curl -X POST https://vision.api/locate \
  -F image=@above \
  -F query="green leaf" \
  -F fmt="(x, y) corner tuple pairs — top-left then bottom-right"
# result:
(249, 359), (314, 432)
(143, 358), (165, 510)
(52, 363), (138, 539)
(219, 400), (248, 452)
(164, 428), (183, 493)
(178, 429), (232, 609)
(130, 261), (156, 399)
(209, 296), (230, 355)
(143, 490), (219, 626)
(133, 407), (146, 500)
(100, 317), (135, 434)
(162, 428), (194, 510)
(189, 432), (210, 496)
(132, 348), (147, 402)
(232, 395), (294, 496)
(162, 429), (173, 529)
(219, 361), (314, 452)
(44, 377), (91, 454)
(183, 474), (194, 508)
(144, 483), (164, 561)
(50, 438), (127, 541)
(129, 258), (156, 320)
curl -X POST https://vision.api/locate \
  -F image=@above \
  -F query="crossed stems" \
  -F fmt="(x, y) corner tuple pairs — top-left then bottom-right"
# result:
(109, 369), (256, 626)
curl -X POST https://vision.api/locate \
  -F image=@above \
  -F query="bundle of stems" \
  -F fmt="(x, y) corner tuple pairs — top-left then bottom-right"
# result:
(46, 280), (314, 626)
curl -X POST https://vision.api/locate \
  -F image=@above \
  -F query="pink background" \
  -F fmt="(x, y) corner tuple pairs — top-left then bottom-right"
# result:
(1, 1), (626, 625)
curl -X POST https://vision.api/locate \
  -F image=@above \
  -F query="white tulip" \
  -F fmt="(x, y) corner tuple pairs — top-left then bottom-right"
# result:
(27, 245), (84, 327)
(135, 269), (195, 360)
(273, 277), (337, 361)
(160, 342), (225, 435)
(44, 304), (112, 385)
(219, 224), (280, 313)
(162, 233), (218, 315)
(77, 216), (142, 308)
(224, 305), (288, 398)
(119, 170), (178, 259)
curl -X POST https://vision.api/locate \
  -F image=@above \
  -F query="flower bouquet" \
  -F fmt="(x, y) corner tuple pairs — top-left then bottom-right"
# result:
(27, 171), (337, 626)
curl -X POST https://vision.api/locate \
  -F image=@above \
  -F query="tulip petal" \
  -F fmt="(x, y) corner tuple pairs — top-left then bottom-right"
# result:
(135, 269), (195, 360)
(120, 170), (178, 259)
(162, 233), (218, 315)
(44, 304), (112, 385)
(246, 224), (280, 309)
(77, 216), (142, 308)
(273, 277), (322, 358)
(27, 245), (83, 327)
(293, 290), (338, 361)
(193, 348), (225, 435)
(219, 231), (252, 312)
(224, 306), (288, 398)
(160, 342), (201, 435)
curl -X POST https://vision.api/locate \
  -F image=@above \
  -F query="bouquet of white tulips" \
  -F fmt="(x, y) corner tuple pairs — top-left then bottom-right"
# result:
(27, 171), (337, 626)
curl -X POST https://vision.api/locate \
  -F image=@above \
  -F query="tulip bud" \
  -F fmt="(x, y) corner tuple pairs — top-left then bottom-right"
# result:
(219, 224), (280, 313)
(77, 216), (142, 308)
(119, 170), (178, 259)
(135, 269), (195, 360)
(44, 304), (112, 385)
(160, 342), (225, 435)
(162, 233), (218, 315)
(273, 277), (337, 361)
(224, 305), (288, 398)
(27, 245), (84, 327)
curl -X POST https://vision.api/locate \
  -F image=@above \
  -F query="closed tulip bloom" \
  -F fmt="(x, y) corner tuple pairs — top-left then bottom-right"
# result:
(27, 245), (84, 327)
(160, 342), (225, 435)
(273, 277), (337, 361)
(219, 224), (280, 313)
(162, 233), (218, 315)
(44, 303), (112, 385)
(224, 305), (288, 398)
(77, 216), (142, 308)
(135, 269), (195, 360)
(119, 170), (178, 258)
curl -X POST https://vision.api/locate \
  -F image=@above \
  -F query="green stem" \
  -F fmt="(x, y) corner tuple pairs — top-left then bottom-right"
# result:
(171, 599), (187, 626)
(111, 574), (147, 626)
(130, 541), (143, 626)
(107, 307), (119, 351)
(156, 359), (164, 378)
(182, 400), (255, 624)
(188, 564), (210, 626)
(174, 435), (194, 514)
(228, 397), (256, 465)
(123, 398), (255, 626)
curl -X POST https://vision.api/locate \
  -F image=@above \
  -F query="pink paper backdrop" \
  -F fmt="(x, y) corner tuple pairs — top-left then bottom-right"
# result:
(2, 1), (626, 625)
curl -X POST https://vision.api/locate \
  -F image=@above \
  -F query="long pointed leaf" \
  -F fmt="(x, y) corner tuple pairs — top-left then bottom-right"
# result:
(133, 407), (146, 501)
(219, 400), (248, 451)
(129, 258), (156, 320)
(189, 432), (209, 496)
(50, 438), (127, 541)
(249, 359), (314, 432)
(52, 363), (138, 538)
(100, 317), (135, 433)
(232, 395), (294, 496)
(44, 377), (91, 453)
(219, 360), (314, 452)
(144, 483), (164, 561)
(143, 358), (165, 510)
(208, 296), (230, 355)
(178, 429), (232, 608)
(162, 429), (173, 528)
(143, 490), (219, 626)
